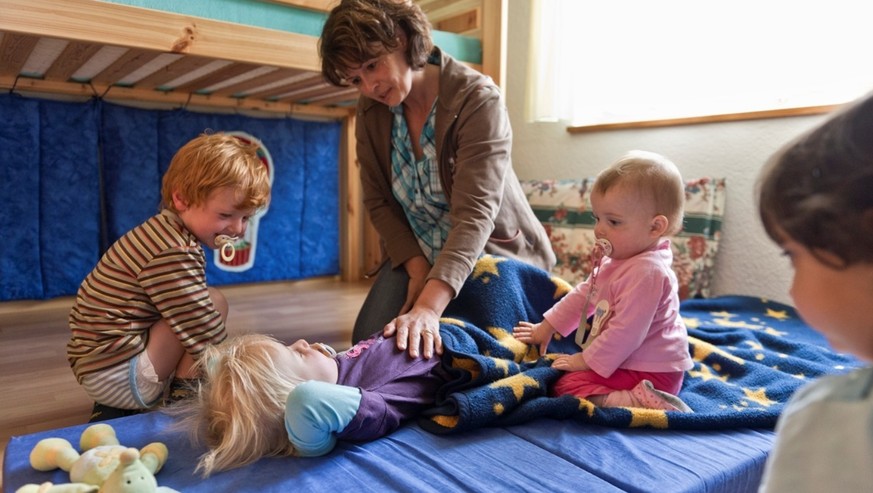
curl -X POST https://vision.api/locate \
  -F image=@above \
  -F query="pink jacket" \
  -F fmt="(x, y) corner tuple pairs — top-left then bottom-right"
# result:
(544, 239), (693, 378)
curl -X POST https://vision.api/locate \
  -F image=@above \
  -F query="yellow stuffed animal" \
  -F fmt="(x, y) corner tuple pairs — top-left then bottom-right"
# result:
(15, 423), (179, 493)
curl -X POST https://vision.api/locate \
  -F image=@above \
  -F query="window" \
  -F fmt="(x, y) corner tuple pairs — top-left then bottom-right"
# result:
(527, 0), (873, 129)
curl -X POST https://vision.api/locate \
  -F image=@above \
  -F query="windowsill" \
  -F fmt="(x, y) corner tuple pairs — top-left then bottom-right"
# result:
(565, 104), (841, 133)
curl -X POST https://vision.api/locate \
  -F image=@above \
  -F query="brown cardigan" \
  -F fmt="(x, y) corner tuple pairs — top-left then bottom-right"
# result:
(355, 48), (555, 296)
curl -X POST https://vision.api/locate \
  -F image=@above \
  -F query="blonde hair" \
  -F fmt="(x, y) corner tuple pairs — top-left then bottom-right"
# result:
(171, 334), (301, 477)
(160, 133), (271, 214)
(594, 150), (685, 235)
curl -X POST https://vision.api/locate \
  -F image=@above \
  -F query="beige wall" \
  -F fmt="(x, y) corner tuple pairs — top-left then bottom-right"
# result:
(503, 0), (833, 304)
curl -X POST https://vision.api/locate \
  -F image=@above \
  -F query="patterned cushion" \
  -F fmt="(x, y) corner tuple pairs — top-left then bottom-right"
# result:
(520, 177), (726, 299)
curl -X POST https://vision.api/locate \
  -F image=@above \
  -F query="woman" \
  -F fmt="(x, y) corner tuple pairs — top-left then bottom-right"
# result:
(320, 0), (555, 359)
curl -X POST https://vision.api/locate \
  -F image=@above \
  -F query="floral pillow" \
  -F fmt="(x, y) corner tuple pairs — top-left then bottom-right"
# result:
(520, 177), (726, 300)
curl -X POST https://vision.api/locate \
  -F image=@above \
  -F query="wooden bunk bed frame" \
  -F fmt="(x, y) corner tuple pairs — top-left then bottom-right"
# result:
(0, 0), (507, 282)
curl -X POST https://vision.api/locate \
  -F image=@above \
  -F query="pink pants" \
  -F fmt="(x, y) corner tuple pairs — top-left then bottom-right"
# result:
(553, 368), (684, 398)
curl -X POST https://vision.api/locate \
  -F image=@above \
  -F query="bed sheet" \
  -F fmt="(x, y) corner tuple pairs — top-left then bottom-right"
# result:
(3, 411), (772, 493)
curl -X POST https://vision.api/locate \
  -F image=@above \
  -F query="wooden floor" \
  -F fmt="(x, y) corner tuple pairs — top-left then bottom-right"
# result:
(0, 277), (371, 488)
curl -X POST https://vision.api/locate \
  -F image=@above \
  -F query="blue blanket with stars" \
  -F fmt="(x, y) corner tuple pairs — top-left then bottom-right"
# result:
(421, 255), (860, 432)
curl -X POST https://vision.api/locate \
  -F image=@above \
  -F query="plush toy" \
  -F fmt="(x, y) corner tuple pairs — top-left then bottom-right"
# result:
(15, 423), (180, 493)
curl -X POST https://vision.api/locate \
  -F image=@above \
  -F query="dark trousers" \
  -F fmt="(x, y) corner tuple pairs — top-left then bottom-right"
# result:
(351, 262), (408, 344)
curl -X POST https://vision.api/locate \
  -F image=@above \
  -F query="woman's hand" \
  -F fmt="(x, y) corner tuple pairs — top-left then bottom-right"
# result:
(512, 320), (555, 356)
(384, 305), (443, 359)
(383, 272), (451, 359)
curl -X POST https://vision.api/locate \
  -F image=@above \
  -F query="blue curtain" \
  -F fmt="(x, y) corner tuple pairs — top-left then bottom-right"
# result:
(0, 94), (341, 301)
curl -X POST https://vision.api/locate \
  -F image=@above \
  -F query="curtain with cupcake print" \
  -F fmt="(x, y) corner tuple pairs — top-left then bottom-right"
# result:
(0, 93), (341, 301)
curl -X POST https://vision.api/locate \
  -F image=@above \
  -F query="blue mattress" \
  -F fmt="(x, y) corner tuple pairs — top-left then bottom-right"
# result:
(4, 411), (773, 493)
(4, 259), (858, 492)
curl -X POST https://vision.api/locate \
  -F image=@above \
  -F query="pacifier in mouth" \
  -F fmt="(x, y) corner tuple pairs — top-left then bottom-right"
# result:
(593, 238), (613, 260)
(215, 235), (238, 262)
(312, 342), (337, 358)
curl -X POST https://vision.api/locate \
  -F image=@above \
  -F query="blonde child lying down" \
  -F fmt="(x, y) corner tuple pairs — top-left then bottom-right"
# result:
(172, 332), (449, 476)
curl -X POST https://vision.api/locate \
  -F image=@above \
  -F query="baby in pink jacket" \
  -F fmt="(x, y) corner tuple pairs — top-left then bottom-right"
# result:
(514, 151), (693, 411)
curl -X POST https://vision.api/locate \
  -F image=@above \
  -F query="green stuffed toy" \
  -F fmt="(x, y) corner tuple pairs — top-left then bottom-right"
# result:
(15, 423), (180, 493)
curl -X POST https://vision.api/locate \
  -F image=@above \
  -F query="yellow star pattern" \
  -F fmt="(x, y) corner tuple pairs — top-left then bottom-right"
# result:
(714, 318), (764, 330)
(487, 326), (529, 360)
(576, 398), (597, 417)
(551, 276), (573, 298)
(490, 374), (540, 401)
(743, 387), (777, 407)
(743, 340), (763, 351)
(451, 356), (481, 381)
(628, 409), (670, 429)
(765, 308), (790, 321)
(682, 317), (701, 329)
(488, 357), (512, 377)
(689, 337), (745, 366)
(763, 327), (787, 337)
(710, 310), (735, 318)
(429, 414), (459, 429)
(472, 254), (507, 283)
(440, 317), (466, 328)
(687, 363), (729, 383)
(521, 346), (541, 363)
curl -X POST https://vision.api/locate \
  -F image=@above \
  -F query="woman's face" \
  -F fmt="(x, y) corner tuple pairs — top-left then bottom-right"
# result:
(781, 238), (873, 362)
(343, 47), (413, 107)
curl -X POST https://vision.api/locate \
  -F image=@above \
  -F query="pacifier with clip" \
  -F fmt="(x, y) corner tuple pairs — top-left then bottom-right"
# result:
(591, 238), (613, 261)
(214, 235), (238, 262)
(575, 238), (613, 347)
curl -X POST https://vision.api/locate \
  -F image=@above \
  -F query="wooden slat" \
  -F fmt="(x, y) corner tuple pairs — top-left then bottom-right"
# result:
(432, 8), (480, 34)
(172, 63), (267, 94)
(0, 0), (321, 72)
(282, 83), (345, 104)
(307, 88), (359, 107)
(130, 54), (221, 90)
(0, 73), (353, 119)
(340, 112), (362, 281)
(480, 0), (505, 91)
(0, 32), (38, 77)
(208, 67), (308, 98)
(247, 72), (326, 100)
(419, 0), (481, 24)
(42, 41), (102, 81)
(235, 72), (322, 100)
(265, 80), (333, 101)
(89, 48), (164, 87)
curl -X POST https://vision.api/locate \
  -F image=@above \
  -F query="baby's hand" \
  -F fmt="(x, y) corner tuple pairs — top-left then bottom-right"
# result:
(552, 352), (589, 372)
(513, 320), (553, 356)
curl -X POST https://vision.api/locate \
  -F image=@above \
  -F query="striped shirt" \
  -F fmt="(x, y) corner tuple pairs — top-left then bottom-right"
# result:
(68, 209), (227, 382)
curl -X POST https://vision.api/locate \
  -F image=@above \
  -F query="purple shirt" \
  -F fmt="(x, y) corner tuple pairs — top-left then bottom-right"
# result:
(335, 335), (447, 442)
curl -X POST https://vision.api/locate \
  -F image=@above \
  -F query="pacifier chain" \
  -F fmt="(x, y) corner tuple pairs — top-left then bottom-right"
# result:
(215, 235), (238, 262)
(576, 238), (613, 347)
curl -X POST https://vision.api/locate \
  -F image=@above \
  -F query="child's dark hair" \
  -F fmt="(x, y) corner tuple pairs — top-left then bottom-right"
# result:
(319, 0), (433, 87)
(758, 92), (873, 268)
